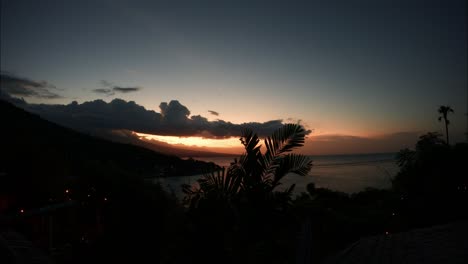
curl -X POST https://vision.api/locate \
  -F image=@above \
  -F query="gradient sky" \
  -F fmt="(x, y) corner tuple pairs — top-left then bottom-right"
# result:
(1, 0), (467, 154)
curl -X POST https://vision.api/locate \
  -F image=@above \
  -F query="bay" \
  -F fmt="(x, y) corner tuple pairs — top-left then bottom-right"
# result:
(155, 153), (399, 198)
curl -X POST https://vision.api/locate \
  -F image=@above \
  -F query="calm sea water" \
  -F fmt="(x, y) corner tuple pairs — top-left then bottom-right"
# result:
(155, 153), (399, 197)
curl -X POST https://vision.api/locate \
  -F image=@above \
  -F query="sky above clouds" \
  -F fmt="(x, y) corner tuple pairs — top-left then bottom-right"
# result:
(1, 0), (466, 154)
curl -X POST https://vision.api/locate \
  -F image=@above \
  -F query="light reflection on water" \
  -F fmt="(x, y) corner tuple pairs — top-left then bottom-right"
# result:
(155, 154), (399, 198)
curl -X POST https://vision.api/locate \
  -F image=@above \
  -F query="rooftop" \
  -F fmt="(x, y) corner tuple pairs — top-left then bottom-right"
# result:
(324, 221), (468, 264)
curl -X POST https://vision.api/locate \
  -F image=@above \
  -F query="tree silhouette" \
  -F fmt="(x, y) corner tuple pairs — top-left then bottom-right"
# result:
(183, 123), (312, 207)
(438, 105), (454, 145)
(181, 124), (312, 263)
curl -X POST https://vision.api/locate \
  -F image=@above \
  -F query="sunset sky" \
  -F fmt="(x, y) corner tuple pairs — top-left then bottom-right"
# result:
(1, 0), (467, 155)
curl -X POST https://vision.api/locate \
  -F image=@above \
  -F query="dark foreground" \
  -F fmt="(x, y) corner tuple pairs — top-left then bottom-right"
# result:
(324, 221), (468, 264)
(1, 100), (468, 263)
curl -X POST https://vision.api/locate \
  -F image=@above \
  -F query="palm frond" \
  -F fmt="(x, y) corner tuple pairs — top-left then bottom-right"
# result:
(240, 128), (261, 153)
(271, 154), (312, 189)
(224, 166), (243, 195)
(201, 168), (240, 198)
(264, 124), (307, 163)
(183, 124), (314, 208)
(182, 167), (243, 207)
(182, 183), (201, 208)
(438, 105), (454, 116)
(239, 128), (265, 184)
(262, 123), (308, 183)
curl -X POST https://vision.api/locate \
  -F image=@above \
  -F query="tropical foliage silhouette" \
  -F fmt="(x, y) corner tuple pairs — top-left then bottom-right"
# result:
(183, 123), (312, 207)
(181, 124), (312, 263)
(438, 105), (454, 145)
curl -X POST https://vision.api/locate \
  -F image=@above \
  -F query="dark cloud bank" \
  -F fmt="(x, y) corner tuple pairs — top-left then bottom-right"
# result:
(0, 72), (307, 139)
(2, 95), (306, 139)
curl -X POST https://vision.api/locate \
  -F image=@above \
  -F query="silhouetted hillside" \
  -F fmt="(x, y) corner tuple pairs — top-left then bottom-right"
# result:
(0, 100), (217, 207)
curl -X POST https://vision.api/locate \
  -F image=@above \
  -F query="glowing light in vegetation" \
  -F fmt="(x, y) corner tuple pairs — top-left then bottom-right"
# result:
(104, 197), (108, 201)
(20, 209), (24, 213)
(136, 132), (240, 148)
(65, 189), (70, 194)
(385, 231), (390, 235)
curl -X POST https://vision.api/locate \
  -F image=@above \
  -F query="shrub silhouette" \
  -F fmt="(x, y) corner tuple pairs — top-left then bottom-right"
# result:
(392, 132), (468, 225)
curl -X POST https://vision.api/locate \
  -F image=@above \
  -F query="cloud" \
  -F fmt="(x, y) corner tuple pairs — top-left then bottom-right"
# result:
(113, 87), (141, 93)
(0, 72), (62, 99)
(93, 80), (141, 96)
(208, 110), (219, 116)
(16, 98), (309, 139)
(92, 88), (114, 96)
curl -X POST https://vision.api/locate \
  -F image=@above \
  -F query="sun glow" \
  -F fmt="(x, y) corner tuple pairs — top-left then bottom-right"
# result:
(136, 132), (241, 148)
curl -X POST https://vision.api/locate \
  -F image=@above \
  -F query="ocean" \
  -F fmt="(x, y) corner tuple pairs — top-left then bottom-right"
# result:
(155, 153), (399, 197)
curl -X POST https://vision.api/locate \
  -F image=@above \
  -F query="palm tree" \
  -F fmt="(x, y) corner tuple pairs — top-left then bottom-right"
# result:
(183, 123), (313, 207)
(438, 105), (454, 145)
(181, 124), (312, 263)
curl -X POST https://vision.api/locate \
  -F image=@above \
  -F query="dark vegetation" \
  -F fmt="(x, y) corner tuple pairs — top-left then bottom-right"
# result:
(1, 100), (467, 263)
(0, 100), (216, 262)
(181, 124), (313, 263)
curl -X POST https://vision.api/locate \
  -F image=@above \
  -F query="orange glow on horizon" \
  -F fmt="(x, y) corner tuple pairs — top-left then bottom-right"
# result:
(136, 132), (241, 148)
(134, 130), (406, 155)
